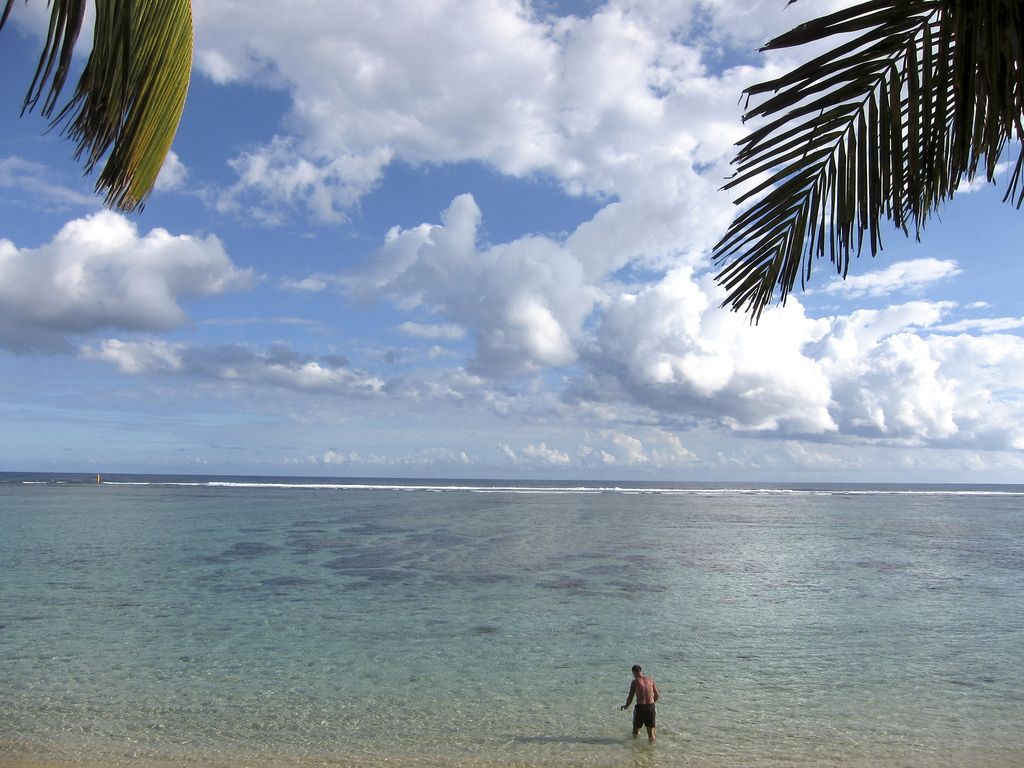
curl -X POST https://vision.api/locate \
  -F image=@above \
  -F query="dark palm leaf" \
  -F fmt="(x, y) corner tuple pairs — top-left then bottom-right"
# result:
(713, 0), (1024, 320)
(1, 0), (193, 212)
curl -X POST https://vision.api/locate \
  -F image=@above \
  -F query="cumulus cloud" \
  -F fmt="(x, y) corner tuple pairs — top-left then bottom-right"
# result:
(193, 0), (943, 446)
(347, 194), (603, 375)
(591, 267), (836, 434)
(496, 427), (696, 470)
(925, 332), (1024, 450)
(585, 428), (696, 467)
(195, 1), (559, 195)
(0, 211), (252, 353)
(322, 449), (384, 465)
(608, 278), (1024, 449)
(155, 151), (189, 192)
(190, 0), (777, 241)
(338, 182), (1024, 454)
(82, 339), (385, 396)
(497, 441), (571, 466)
(821, 309), (959, 441)
(521, 442), (572, 465)
(216, 138), (393, 224)
(820, 258), (962, 298)
(7, 0), (848, 237)
(83, 338), (185, 374)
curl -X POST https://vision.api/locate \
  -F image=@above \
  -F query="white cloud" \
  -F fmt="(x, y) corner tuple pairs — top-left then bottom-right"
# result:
(569, 261), (1024, 451)
(934, 316), (1024, 334)
(0, 211), (252, 353)
(155, 151), (189, 192)
(782, 441), (848, 472)
(82, 339), (386, 397)
(10, 0), (847, 238)
(397, 321), (466, 341)
(322, 449), (365, 465)
(589, 428), (696, 466)
(813, 303), (961, 443)
(81, 338), (185, 374)
(0, 156), (98, 209)
(493, 428), (696, 471)
(593, 267), (836, 434)
(955, 161), (1014, 194)
(190, 0), (768, 241)
(347, 194), (603, 375)
(521, 442), (571, 465)
(216, 137), (393, 224)
(319, 446), (476, 467)
(195, 1), (559, 189)
(822, 304), (1024, 450)
(825, 327), (958, 440)
(809, 302), (1024, 450)
(427, 345), (458, 360)
(820, 258), (962, 298)
(200, 316), (324, 329)
(338, 178), (1024, 454)
(926, 332), (1024, 450)
(281, 276), (331, 292)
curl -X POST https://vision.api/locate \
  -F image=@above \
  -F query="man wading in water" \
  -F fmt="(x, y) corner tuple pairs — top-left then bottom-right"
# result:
(621, 664), (660, 741)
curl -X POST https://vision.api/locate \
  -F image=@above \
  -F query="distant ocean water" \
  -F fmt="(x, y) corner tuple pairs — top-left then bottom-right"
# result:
(1, 472), (1022, 767)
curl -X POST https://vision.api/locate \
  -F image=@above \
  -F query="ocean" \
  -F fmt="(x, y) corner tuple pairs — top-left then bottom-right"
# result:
(1, 473), (1022, 767)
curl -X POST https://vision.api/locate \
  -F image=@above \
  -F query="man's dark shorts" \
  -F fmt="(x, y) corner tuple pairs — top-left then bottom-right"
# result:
(633, 703), (656, 730)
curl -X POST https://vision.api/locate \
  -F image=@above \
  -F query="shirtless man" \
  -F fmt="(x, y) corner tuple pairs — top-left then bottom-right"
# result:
(621, 664), (660, 741)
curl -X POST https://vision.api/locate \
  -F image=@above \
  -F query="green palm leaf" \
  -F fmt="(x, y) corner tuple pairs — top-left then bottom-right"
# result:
(2, 0), (193, 212)
(713, 0), (1024, 320)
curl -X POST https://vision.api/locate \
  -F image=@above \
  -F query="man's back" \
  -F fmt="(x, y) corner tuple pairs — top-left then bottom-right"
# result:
(632, 674), (657, 704)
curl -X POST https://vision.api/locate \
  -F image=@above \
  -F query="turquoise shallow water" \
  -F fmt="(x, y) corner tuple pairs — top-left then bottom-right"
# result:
(1, 474), (1022, 767)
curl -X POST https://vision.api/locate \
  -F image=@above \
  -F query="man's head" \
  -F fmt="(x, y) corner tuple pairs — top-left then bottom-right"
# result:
(632, 664), (642, 677)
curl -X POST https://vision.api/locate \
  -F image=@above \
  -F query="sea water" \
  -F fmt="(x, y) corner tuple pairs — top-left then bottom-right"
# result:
(1, 474), (1022, 767)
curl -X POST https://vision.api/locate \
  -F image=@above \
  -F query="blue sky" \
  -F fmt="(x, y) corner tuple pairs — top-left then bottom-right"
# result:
(1, 0), (1023, 482)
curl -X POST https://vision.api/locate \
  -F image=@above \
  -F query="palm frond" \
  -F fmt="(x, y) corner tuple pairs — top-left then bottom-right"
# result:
(713, 0), (1024, 320)
(1, 0), (193, 212)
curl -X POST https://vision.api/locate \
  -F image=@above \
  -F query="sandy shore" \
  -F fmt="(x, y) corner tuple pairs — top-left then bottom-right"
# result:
(4, 748), (1024, 768)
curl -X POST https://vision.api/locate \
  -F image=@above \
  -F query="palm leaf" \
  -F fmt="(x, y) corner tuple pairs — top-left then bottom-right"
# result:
(1, 0), (193, 212)
(713, 0), (1024, 320)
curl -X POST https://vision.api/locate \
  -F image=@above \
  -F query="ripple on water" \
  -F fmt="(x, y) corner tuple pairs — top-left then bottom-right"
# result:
(258, 576), (318, 588)
(203, 542), (281, 563)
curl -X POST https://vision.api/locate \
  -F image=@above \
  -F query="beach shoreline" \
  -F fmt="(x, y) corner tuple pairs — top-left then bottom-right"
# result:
(4, 743), (1024, 768)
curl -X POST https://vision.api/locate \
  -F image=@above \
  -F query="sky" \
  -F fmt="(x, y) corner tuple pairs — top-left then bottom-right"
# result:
(1, 0), (1023, 482)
